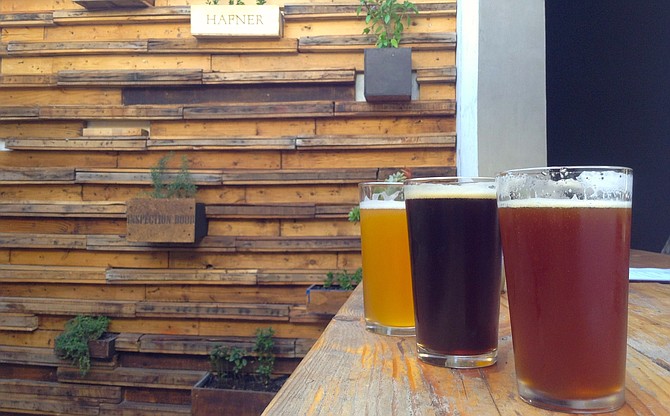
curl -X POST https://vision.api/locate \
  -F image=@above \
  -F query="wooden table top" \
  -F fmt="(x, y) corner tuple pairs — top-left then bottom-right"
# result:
(264, 250), (670, 415)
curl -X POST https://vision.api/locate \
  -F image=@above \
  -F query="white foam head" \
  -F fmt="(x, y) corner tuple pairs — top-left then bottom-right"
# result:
(360, 199), (405, 209)
(404, 180), (496, 200)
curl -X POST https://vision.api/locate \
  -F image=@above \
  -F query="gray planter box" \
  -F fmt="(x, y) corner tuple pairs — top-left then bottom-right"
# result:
(364, 48), (413, 102)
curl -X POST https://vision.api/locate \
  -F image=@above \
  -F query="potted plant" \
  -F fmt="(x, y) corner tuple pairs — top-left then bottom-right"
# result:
(126, 152), (207, 243)
(191, 0), (283, 39)
(54, 315), (114, 376)
(306, 268), (363, 315)
(357, 0), (418, 102)
(192, 328), (287, 416)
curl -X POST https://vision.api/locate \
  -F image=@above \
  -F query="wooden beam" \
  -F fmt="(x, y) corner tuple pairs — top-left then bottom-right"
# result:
(298, 33), (456, 52)
(203, 69), (355, 85)
(0, 13), (54, 27)
(183, 102), (334, 120)
(221, 168), (377, 185)
(106, 268), (257, 285)
(147, 137), (296, 150)
(0, 168), (74, 182)
(73, 0), (155, 10)
(296, 133), (456, 150)
(57, 366), (205, 390)
(136, 302), (290, 321)
(0, 233), (86, 249)
(74, 169), (222, 185)
(0, 75), (56, 87)
(136, 334), (297, 357)
(6, 40), (149, 56)
(148, 38), (298, 54)
(57, 69), (203, 86)
(0, 345), (62, 366)
(0, 202), (126, 218)
(0, 313), (38, 332)
(0, 265), (107, 283)
(206, 204), (316, 219)
(334, 99), (456, 117)
(38, 105), (182, 120)
(53, 7), (189, 25)
(234, 236), (361, 253)
(0, 297), (136, 317)
(5, 137), (148, 151)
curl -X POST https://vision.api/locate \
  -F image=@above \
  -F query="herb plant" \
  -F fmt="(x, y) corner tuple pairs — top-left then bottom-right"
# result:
(54, 315), (110, 375)
(148, 152), (197, 199)
(253, 327), (275, 386)
(210, 345), (248, 382)
(324, 268), (363, 290)
(356, 0), (419, 48)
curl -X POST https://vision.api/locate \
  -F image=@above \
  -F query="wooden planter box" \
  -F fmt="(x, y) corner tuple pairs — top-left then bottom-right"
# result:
(192, 373), (277, 416)
(88, 333), (117, 360)
(364, 48), (413, 102)
(305, 284), (354, 315)
(126, 198), (207, 243)
(191, 5), (283, 38)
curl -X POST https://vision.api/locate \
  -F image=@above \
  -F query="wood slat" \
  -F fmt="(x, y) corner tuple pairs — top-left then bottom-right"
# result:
(74, 169), (222, 185)
(0, 167), (74, 182)
(0, 13), (54, 27)
(0, 265), (108, 283)
(207, 204), (316, 219)
(0, 378), (122, 403)
(235, 236), (361, 253)
(0, 393), (101, 416)
(57, 69), (203, 86)
(296, 133), (456, 149)
(87, 235), (237, 252)
(82, 128), (149, 136)
(6, 40), (149, 56)
(106, 268), (258, 285)
(0, 313), (38, 331)
(334, 100), (456, 117)
(0, 297), (136, 317)
(5, 137), (148, 151)
(0, 202), (125, 218)
(147, 38), (298, 54)
(136, 334), (297, 357)
(0, 233), (87, 249)
(0, 75), (56, 87)
(284, 2), (456, 18)
(147, 137), (296, 150)
(0, 345), (61, 366)
(417, 66), (457, 83)
(221, 168), (376, 185)
(203, 69), (355, 85)
(39, 105), (182, 120)
(57, 366), (205, 390)
(136, 301), (290, 321)
(53, 7), (189, 25)
(298, 33), (457, 52)
(183, 102), (334, 119)
(99, 400), (191, 416)
(0, 106), (39, 119)
(73, 0), (155, 10)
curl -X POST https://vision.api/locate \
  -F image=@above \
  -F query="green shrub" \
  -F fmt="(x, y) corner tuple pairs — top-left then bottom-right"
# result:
(54, 315), (110, 375)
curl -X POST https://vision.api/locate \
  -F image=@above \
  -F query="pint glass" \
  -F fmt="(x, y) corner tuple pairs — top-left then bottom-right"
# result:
(359, 182), (415, 336)
(497, 166), (632, 413)
(404, 177), (501, 368)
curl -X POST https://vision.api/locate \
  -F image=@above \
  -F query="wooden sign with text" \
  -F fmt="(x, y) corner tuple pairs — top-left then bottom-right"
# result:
(190, 5), (283, 38)
(126, 198), (207, 243)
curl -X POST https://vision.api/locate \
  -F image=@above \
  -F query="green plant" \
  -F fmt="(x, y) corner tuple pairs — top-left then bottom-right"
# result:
(348, 170), (409, 222)
(253, 327), (275, 386)
(356, 0), (418, 48)
(54, 315), (110, 375)
(148, 152), (197, 199)
(210, 345), (248, 381)
(324, 268), (363, 290)
(206, 0), (267, 5)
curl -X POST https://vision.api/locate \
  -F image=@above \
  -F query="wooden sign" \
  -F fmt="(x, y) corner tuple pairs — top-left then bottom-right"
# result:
(126, 198), (207, 243)
(190, 5), (283, 38)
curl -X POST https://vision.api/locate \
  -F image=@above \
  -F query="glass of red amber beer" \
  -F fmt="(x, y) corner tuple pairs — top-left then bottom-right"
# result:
(496, 166), (633, 413)
(359, 182), (415, 336)
(404, 177), (501, 368)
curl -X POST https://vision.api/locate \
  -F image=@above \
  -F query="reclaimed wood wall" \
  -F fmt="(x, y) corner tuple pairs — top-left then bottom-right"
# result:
(0, 0), (456, 414)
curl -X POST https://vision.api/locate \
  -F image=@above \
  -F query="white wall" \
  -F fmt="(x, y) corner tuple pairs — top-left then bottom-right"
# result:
(457, 0), (547, 177)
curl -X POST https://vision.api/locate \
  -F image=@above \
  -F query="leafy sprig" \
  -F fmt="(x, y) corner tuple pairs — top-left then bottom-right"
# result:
(356, 0), (419, 48)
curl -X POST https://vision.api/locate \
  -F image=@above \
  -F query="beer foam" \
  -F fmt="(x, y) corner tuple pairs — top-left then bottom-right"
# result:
(498, 198), (632, 209)
(404, 181), (496, 200)
(360, 199), (405, 210)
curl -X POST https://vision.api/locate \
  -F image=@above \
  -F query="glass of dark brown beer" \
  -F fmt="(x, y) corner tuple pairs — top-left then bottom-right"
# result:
(404, 177), (501, 368)
(497, 166), (633, 413)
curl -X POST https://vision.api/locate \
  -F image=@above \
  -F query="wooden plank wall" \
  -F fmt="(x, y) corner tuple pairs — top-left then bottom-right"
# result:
(0, 0), (457, 414)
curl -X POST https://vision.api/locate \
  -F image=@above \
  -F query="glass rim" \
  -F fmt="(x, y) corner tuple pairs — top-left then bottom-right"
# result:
(497, 166), (632, 176)
(404, 176), (495, 184)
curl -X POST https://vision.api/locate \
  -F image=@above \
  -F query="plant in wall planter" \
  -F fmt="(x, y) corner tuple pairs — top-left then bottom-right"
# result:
(126, 152), (207, 243)
(191, 0), (283, 39)
(357, 0), (419, 102)
(54, 315), (114, 376)
(306, 268), (363, 315)
(192, 328), (288, 416)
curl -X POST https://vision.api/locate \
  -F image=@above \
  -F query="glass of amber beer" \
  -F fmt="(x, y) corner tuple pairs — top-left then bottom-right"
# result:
(497, 166), (633, 413)
(359, 182), (415, 336)
(404, 177), (501, 368)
